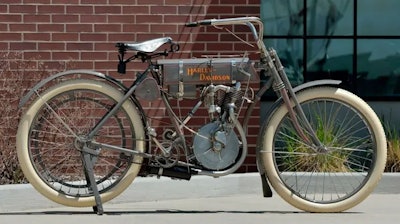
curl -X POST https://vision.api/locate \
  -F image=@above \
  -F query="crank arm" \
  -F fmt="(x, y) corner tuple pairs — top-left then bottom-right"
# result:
(90, 141), (152, 159)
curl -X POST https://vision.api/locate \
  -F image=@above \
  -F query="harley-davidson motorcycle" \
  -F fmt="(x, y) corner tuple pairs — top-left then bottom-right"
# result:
(16, 17), (387, 214)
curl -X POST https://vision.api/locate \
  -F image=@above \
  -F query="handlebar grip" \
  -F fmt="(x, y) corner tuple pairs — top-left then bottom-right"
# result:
(198, 20), (212, 26)
(185, 22), (198, 27)
(185, 20), (212, 27)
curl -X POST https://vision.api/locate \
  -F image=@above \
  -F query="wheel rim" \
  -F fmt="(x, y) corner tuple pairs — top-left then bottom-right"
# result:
(28, 89), (135, 197)
(272, 98), (376, 204)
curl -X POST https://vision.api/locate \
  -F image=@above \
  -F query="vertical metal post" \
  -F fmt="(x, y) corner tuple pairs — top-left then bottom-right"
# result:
(82, 151), (104, 215)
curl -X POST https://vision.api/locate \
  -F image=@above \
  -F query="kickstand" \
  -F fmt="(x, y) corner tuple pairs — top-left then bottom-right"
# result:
(82, 152), (104, 215)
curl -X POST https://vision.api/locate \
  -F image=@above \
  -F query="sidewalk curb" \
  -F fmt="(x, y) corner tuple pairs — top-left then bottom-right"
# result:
(0, 173), (399, 212)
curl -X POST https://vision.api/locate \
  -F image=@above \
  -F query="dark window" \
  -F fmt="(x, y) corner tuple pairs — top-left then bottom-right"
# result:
(264, 38), (304, 85)
(306, 39), (353, 86)
(357, 0), (400, 36)
(357, 39), (400, 97)
(261, 0), (400, 99)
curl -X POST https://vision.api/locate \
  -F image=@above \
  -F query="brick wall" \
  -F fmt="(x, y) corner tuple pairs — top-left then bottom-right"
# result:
(1, 0), (261, 172)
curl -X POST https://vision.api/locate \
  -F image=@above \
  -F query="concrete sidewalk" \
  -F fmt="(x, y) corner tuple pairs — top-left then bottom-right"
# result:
(0, 173), (399, 224)
(0, 173), (399, 213)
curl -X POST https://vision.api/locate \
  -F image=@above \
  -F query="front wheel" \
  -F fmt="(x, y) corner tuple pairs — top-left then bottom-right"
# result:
(260, 87), (387, 212)
(16, 79), (146, 207)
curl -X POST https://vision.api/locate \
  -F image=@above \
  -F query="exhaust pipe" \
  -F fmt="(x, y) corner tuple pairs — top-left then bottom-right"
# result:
(148, 166), (193, 180)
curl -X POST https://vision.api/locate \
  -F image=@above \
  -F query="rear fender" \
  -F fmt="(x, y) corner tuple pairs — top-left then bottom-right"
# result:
(19, 69), (147, 129)
(19, 69), (130, 108)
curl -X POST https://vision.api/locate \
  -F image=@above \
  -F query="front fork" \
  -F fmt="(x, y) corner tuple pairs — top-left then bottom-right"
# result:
(264, 49), (325, 151)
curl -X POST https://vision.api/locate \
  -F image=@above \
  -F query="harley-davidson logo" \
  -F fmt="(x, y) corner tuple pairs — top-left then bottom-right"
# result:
(186, 66), (231, 81)
(187, 67), (213, 76)
(200, 74), (231, 81)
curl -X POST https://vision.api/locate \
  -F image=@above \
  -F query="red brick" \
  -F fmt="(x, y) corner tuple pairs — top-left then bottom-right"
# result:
(248, 0), (260, 4)
(0, 14), (22, 23)
(208, 6), (233, 14)
(52, 51), (79, 60)
(151, 24), (177, 33)
(24, 33), (51, 41)
(23, 0), (50, 3)
(169, 33), (190, 42)
(37, 5), (65, 14)
(81, 52), (108, 60)
(108, 0), (131, 4)
(23, 14), (50, 23)
(0, 33), (22, 41)
(122, 6), (149, 14)
(220, 0), (247, 4)
(80, 15), (106, 24)
(234, 42), (257, 51)
(52, 15), (79, 23)
(220, 33), (248, 42)
(108, 33), (137, 42)
(234, 6), (260, 15)
(81, 0), (107, 4)
(196, 34), (219, 42)
(165, 0), (193, 5)
(94, 61), (116, 70)
(107, 15), (135, 24)
(0, 43), (9, 50)
(190, 43), (206, 51)
(1, 0), (23, 3)
(123, 24), (150, 33)
(0, 24), (7, 31)
(0, 5), (6, 12)
(164, 15), (190, 24)
(151, 6), (177, 15)
(66, 5), (94, 14)
(137, 0), (163, 5)
(95, 6), (121, 14)
(136, 33), (165, 42)
(67, 42), (94, 51)
(24, 51), (50, 60)
(95, 43), (117, 51)
(9, 4), (37, 13)
(178, 6), (206, 15)
(10, 24), (36, 32)
(52, 0), (79, 4)
(9, 42), (37, 50)
(66, 24), (93, 32)
(52, 33), (79, 41)
(80, 33), (107, 42)
(38, 42), (65, 51)
(94, 24), (122, 33)
(42, 61), (66, 70)
(206, 43), (233, 52)
(69, 61), (94, 69)
(38, 24), (65, 32)
(136, 15), (163, 24)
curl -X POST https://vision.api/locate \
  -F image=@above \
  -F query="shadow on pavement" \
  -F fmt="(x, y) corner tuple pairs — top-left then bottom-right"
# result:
(0, 209), (360, 216)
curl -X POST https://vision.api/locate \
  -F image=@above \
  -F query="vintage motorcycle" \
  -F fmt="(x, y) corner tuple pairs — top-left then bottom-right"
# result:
(16, 17), (387, 214)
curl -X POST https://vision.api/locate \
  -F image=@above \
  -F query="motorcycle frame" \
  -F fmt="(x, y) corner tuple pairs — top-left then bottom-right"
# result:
(18, 17), (344, 214)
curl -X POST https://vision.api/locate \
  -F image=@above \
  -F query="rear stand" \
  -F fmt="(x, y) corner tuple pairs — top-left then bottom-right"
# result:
(82, 151), (104, 215)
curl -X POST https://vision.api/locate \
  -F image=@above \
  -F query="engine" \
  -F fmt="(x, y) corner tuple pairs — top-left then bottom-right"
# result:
(192, 121), (240, 170)
(192, 83), (243, 170)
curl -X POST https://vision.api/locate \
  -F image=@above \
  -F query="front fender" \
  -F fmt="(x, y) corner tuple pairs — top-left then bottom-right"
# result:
(292, 79), (342, 93)
(19, 69), (128, 108)
(261, 79), (342, 133)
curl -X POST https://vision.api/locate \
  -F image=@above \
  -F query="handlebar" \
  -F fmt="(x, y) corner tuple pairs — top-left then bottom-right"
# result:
(185, 17), (264, 41)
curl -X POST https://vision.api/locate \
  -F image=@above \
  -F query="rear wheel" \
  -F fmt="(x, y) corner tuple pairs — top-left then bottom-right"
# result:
(260, 87), (387, 212)
(17, 79), (145, 207)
